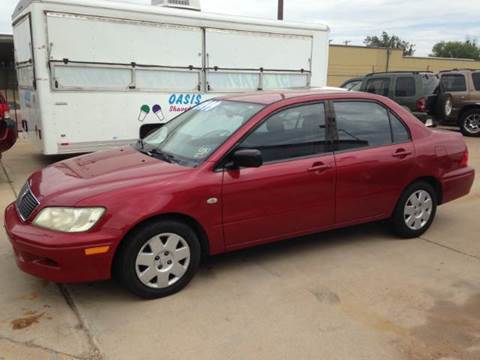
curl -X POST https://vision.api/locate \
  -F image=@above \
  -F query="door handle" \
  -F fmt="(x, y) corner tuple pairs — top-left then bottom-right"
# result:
(392, 149), (412, 158)
(307, 162), (331, 173)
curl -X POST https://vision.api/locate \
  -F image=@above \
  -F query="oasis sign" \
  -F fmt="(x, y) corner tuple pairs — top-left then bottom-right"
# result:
(168, 93), (202, 113)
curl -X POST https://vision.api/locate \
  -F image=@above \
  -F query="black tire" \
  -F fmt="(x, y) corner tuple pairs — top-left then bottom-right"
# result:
(459, 109), (480, 137)
(114, 219), (201, 299)
(390, 181), (437, 238)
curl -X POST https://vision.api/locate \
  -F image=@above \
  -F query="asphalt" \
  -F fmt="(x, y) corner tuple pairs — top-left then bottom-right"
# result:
(0, 131), (479, 360)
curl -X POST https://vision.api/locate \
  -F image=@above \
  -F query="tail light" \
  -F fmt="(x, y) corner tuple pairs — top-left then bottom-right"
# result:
(416, 97), (426, 112)
(460, 148), (469, 167)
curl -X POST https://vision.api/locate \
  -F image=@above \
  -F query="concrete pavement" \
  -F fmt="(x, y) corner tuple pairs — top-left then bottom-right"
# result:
(0, 134), (479, 360)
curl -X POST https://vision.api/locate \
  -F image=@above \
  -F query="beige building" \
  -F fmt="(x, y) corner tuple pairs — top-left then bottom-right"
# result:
(328, 44), (480, 87)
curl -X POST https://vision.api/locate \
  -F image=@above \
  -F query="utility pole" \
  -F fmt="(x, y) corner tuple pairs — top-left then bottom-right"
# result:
(277, 0), (284, 20)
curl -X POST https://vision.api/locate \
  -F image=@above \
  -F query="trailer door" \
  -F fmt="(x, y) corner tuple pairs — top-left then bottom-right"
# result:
(205, 28), (312, 92)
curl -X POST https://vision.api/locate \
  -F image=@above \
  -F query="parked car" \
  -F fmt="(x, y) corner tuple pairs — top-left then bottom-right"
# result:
(359, 71), (439, 126)
(5, 90), (474, 299)
(340, 77), (363, 91)
(431, 69), (480, 136)
(0, 93), (18, 156)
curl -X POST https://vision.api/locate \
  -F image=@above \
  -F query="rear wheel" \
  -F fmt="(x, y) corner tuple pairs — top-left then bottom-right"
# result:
(390, 181), (437, 238)
(460, 109), (480, 137)
(115, 220), (201, 299)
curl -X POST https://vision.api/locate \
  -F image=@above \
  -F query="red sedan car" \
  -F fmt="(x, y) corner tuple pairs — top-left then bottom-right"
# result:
(5, 90), (474, 298)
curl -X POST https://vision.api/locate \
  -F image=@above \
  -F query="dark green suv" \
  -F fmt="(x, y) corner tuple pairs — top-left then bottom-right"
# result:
(358, 71), (439, 125)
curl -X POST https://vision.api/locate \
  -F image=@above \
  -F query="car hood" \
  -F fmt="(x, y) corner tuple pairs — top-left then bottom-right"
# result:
(29, 146), (193, 205)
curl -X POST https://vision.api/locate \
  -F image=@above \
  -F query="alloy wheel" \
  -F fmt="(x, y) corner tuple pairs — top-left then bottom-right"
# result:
(464, 113), (480, 135)
(404, 190), (433, 230)
(135, 233), (191, 289)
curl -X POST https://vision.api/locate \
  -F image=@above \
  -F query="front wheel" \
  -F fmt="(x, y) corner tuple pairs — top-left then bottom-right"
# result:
(460, 109), (480, 137)
(390, 182), (437, 238)
(115, 220), (201, 299)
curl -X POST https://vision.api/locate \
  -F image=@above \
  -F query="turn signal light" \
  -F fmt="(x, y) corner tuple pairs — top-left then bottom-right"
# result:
(84, 246), (110, 256)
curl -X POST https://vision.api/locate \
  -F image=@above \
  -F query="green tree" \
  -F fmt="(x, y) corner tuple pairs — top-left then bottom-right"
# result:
(364, 32), (415, 56)
(431, 40), (480, 60)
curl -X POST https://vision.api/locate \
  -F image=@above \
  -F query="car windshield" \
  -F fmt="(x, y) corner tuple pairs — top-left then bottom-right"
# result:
(139, 100), (264, 167)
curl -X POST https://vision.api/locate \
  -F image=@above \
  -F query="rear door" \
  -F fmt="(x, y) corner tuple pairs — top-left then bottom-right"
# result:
(221, 102), (336, 248)
(393, 75), (417, 111)
(332, 100), (415, 224)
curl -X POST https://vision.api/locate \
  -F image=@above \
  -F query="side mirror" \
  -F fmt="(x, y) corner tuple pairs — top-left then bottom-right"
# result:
(231, 149), (263, 168)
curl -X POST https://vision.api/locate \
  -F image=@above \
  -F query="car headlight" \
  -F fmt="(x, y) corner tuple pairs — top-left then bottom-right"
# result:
(33, 207), (105, 232)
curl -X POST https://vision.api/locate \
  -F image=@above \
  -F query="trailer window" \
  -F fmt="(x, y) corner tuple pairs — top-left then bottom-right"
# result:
(207, 71), (259, 92)
(263, 73), (309, 90)
(53, 65), (132, 90)
(136, 69), (200, 92)
(14, 15), (35, 89)
(51, 63), (202, 92)
(17, 66), (34, 89)
(206, 71), (310, 92)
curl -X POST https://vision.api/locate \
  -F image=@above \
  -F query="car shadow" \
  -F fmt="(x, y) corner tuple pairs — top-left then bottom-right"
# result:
(65, 220), (394, 302)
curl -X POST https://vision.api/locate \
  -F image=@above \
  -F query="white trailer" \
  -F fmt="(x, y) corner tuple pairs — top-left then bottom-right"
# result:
(12, 0), (329, 155)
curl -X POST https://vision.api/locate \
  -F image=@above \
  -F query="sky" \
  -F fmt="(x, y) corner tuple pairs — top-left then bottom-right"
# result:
(1, 0), (479, 56)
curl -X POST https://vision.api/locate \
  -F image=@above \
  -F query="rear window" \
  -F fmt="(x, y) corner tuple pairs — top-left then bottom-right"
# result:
(441, 74), (467, 92)
(395, 77), (415, 97)
(473, 72), (480, 91)
(421, 74), (440, 95)
(365, 78), (390, 96)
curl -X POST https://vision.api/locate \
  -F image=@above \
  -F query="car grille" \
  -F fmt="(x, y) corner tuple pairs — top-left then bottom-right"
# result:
(16, 182), (39, 221)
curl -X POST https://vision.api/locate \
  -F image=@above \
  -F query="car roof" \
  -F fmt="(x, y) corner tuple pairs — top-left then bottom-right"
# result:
(365, 71), (433, 77)
(439, 69), (480, 75)
(219, 88), (371, 105)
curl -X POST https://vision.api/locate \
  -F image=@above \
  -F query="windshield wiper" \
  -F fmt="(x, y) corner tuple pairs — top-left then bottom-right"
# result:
(148, 148), (180, 164)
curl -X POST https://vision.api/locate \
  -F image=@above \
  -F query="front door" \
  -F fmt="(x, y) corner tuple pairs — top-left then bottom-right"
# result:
(221, 102), (336, 249)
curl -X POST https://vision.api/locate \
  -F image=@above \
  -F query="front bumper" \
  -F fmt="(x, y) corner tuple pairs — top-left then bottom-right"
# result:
(4, 203), (116, 283)
(441, 166), (475, 204)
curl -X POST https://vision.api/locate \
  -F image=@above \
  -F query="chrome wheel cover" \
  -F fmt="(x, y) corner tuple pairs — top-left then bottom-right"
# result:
(444, 98), (452, 117)
(135, 233), (191, 289)
(464, 113), (480, 134)
(404, 190), (433, 231)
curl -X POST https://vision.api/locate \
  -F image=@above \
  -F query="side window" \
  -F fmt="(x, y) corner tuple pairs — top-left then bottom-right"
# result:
(365, 78), (390, 96)
(239, 103), (327, 162)
(333, 101), (392, 150)
(395, 77), (416, 97)
(389, 112), (411, 143)
(441, 74), (467, 92)
(472, 73), (480, 91)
